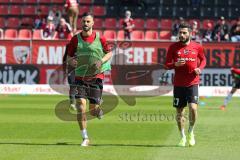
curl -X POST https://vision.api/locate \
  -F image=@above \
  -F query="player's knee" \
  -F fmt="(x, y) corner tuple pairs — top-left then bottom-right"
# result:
(175, 113), (184, 122)
(89, 109), (96, 116)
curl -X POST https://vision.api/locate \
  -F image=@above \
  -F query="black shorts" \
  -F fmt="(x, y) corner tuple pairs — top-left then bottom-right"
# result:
(67, 71), (75, 85)
(173, 85), (199, 108)
(75, 78), (103, 104)
(233, 79), (240, 89)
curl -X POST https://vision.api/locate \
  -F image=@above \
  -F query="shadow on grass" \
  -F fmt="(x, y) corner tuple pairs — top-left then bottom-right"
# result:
(0, 142), (177, 148)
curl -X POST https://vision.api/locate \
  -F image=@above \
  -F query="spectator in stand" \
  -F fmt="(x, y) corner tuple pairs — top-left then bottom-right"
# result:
(191, 20), (201, 41)
(122, 10), (135, 40)
(41, 16), (56, 40)
(34, 9), (46, 29)
(212, 16), (229, 41)
(202, 22), (213, 42)
(55, 18), (73, 40)
(64, 0), (79, 34)
(48, 8), (62, 27)
(230, 18), (240, 42)
(171, 17), (185, 41)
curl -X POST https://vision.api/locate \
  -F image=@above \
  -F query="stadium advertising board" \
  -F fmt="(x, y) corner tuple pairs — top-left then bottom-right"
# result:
(0, 64), (234, 86)
(0, 40), (240, 68)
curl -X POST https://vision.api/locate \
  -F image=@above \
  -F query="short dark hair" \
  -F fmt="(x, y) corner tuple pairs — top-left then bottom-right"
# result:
(179, 23), (192, 31)
(82, 12), (94, 18)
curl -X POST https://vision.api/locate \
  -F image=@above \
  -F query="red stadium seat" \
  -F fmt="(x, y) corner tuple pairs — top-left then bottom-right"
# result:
(104, 18), (117, 29)
(53, 0), (65, 4)
(79, 5), (91, 16)
(11, 0), (23, 3)
(103, 30), (117, 40)
(21, 17), (34, 28)
(7, 18), (20, 28)
(0, 17), (5, 28)
(159, 30), (171, 40)
(9, 5), (21, 15)
(117, 30), (125, 40)
(0, 0), (8, 3)
(134, 18), (145, 30)
(131, 30), (144, 40)
(118, 18), (124, 29)
(38, 5), (49, 16)
(145, 30), (159, 40)
(0, 5), (8, 16)
(25, 0), (38, 4)
(32, 29), (42, 40)
(202, 19), (215, 30)
(4, 29), (18, 39)
(22, 5), (36, 16)
(92, 5), (105, 17)
(160, 19), (172, 30)
(93, 18), (104, 29)
(80, 0), (92, 4)
(146, 19), (159, 30)
(18, 29), (32, 40)
(39, 0), (49, 4)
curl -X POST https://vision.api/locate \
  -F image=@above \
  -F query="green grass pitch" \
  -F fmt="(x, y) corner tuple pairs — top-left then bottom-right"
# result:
(0, 94), (240, 160)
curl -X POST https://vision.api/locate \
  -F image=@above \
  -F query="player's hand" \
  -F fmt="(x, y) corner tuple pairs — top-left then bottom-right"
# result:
(194, 68), (201, 75)
(68, 58), (77, 68)
(175, 59), (185, 67)
(94, 60), (102, 70)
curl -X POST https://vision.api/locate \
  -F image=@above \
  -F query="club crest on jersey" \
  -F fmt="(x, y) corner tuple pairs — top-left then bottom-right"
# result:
(183, 49), (190, 55)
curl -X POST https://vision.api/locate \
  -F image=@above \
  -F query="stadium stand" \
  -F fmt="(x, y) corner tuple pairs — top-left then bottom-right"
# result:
(146, 19), (159, 30)
(105, 18), (117, 29)
(103, 30), (117, 40)
(32, 29), (42, 40)
(0, 17), (5, 28)
(159, 30), (171, 40)
(80, 0), (92, 4)
(22, 5), (36, 16)
(8, 5), (22, 16)
(131, 30), (144, 40)
(0, 0), (239, 41)
(133, 18), (145, 30)
(18, 29), (32, 40)
(6, 18), (20, 29)
(4, 29), (18, 39)
(159, 19), (172, 30)
(145, 30), (159, 40)
(117, 30), (125, 40)
(79, 5), (91, 16)
(92, 5), (106, 17)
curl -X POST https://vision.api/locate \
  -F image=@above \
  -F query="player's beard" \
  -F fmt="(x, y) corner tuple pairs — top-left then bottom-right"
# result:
(179, 36), (190, 44)
(82, 25), (91, 32)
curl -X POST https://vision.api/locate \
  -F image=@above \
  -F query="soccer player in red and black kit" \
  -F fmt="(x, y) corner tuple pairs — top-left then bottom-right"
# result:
(67, 13), (112, 146)
(165, 23), (206, 147)
(220, 67), (240, 110)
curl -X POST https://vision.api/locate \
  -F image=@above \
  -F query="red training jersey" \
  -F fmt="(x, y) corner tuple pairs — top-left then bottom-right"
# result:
(65, 0), (78, 9)
(67, 31), (110, 80)
(231, 67), (240, 75)
(165, 41), (206, 87)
